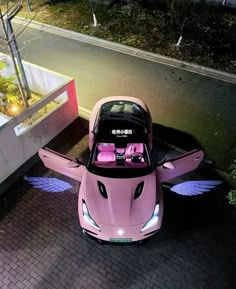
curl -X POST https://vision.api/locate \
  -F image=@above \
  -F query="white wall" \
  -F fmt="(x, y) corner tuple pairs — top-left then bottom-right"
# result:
(0, 113), (11, 126)
(0, 53), (68, 95)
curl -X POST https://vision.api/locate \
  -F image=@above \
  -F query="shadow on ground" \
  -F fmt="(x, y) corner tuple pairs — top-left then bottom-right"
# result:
(1, 117), (236, 289)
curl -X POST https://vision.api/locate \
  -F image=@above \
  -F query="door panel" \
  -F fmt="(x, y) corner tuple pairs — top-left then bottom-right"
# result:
(38, 148), (85, 182)
(156, 149), (204, 183)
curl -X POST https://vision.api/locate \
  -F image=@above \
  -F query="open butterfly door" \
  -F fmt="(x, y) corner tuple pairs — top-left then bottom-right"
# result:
(156, 149), (204, 183)
(38, 148), (86, 182)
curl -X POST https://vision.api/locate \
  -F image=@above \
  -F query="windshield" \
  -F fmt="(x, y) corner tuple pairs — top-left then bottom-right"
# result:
(95, 101), (150, 142)
(100, 101), (145, 118)
(88, 142), (153, 178)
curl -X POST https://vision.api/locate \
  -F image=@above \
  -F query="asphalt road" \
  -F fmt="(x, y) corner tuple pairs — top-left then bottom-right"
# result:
(0, 21), (235, 169)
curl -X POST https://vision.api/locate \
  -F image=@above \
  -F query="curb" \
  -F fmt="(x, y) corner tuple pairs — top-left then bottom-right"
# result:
(14, 17), (236, 84)
(78, 106), (91, 121)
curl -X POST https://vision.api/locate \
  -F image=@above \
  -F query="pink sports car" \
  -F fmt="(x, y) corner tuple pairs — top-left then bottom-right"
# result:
(36, 96), (218, 243)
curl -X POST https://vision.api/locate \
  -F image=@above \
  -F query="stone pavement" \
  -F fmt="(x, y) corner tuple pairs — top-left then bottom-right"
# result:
(0, 118), (236, 289)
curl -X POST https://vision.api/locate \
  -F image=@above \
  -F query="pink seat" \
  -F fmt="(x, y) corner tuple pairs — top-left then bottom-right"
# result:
(97, 143), (115, 152)
(125, 143), (144, 162)
(97, 151), (116, 161)
(116, 148), (125, 154)
(126, 143), (144, 156)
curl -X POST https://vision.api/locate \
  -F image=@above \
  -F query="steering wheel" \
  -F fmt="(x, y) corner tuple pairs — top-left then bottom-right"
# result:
(128, 153), (143, 163)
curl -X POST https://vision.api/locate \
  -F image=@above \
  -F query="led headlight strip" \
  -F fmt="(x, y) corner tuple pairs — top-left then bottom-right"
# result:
(141, 202), (160, 232)
(82, 200), (100, 231)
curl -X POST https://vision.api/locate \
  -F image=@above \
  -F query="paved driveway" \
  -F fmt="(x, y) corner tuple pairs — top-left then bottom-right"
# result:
(0, 119), (236, 289)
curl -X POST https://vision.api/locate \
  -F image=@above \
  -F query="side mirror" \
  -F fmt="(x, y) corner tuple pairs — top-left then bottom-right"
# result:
(163, 161), (175, 170)
(67, 160), (81, 168)
(76, 157), (85, 166)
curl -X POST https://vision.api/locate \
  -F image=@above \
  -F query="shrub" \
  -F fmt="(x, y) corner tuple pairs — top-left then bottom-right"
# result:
(227, 160), (236, 208)
(0, 61), (22, 115)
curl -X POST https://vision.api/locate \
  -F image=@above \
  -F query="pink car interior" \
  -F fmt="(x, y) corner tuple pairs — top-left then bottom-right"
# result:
(97, 143), (116, 161)
(126, 143), (144, 156)
(97, 143), (115, 152)
(116, 148), (125, 154)
(97, 151), (116, 161)
(96, 143), (145, 163)
(125, 143), (144, 162)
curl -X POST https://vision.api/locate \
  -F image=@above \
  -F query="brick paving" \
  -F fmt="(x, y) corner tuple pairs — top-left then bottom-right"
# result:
(0, 118), (236, 289)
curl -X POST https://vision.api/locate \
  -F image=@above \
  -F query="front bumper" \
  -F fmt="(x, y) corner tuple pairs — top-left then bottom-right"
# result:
(80, 218), (162, 242)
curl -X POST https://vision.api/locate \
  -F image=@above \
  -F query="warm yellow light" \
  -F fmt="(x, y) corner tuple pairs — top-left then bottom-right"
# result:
(9, 104), (20, 115)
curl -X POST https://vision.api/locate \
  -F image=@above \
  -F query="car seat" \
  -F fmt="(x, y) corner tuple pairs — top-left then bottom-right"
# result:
(125, 143), (144, 156)
(125, 143), (144, 162)
(97, 151), (116, 161)
(97, 143), (115, 152)
(97, 143), (116, 161)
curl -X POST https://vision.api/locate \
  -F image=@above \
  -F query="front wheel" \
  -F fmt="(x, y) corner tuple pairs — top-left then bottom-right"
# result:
(97, 239), (103, 245)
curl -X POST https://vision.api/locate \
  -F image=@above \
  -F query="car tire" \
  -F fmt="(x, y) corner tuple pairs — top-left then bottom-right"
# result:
(97, 239), (103, 245)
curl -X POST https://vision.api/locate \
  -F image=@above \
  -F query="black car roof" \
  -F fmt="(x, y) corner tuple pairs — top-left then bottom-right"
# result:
(95, 101), (148, 143)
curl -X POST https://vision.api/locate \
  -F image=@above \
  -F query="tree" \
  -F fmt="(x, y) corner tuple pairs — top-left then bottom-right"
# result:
(83, 0), (100, 27)
(167, 0), (194, 46)
(0, 0), (31, 108)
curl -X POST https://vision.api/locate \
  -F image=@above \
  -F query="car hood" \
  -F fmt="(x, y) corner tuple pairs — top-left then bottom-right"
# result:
(83, 171), (158, 226)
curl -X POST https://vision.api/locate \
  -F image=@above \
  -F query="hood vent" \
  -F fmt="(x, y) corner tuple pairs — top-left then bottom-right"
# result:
(134, 181), (144, 200)
(97, 181), (108, 199)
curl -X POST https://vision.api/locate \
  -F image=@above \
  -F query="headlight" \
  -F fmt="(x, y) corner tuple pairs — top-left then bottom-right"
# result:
(82, 200), (100, 231)
(141, 203), (160, 232)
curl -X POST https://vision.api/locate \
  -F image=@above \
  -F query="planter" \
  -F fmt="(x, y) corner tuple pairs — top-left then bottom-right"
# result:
(0, 53), (78, 191)
(0, 112), (11, 126)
